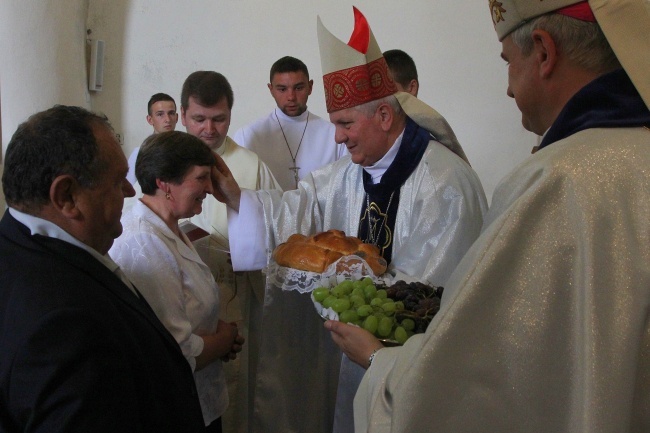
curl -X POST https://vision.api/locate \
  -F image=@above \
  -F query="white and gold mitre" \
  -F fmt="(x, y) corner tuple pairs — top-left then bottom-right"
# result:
(317, 7), (397, 113)
(488, 0), (650, 109)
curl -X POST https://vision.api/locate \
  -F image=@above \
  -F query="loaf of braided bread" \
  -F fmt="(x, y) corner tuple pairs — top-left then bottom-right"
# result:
(272, 229), (387, 275)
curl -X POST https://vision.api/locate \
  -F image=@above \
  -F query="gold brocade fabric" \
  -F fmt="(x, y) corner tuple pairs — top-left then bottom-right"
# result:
(355, 127), (650, 433)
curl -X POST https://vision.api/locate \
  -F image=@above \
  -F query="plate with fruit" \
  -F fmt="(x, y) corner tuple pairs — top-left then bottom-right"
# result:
(266, 230), (389, 294)
(312, 278), (444, 345)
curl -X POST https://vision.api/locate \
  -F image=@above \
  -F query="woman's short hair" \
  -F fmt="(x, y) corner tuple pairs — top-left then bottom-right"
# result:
(136, 131), (216, 195)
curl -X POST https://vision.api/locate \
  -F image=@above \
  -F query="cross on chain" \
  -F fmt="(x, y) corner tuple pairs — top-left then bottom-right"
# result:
(289, 165), (300, 189)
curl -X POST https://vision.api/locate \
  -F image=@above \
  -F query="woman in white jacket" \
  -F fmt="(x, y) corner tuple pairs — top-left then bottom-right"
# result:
(111, 131), (244, 432)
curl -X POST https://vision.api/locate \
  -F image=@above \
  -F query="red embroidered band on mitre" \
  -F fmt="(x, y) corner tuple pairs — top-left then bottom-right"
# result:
(323, 57), (397, 113)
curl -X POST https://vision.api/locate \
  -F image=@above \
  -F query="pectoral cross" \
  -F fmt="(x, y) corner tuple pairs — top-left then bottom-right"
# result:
(289, 165), (300, 189)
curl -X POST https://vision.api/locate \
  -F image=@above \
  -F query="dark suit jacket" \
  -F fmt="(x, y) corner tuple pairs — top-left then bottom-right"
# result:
(0, 210), (205, 432)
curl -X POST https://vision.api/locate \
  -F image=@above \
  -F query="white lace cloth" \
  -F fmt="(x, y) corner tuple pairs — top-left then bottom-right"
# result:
(265, 255), (394, 323)
(265, 255), (391, 294)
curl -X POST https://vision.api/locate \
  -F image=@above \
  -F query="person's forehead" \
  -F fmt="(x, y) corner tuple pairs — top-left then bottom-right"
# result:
(185, 164), (211, 177)
(500, 35), (520, 58)
(152, 100), (176, 112)
(186, 97), (230, 116)
(271, 71), (309, 86)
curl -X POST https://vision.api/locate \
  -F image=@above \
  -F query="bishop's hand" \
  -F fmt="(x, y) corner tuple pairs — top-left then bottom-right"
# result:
(211, 153), (241, 211)
(325, 320), (384, 369)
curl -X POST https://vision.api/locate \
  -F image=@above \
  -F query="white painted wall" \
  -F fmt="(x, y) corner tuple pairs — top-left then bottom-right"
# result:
(2, 0), (537, 205)
(0, 0), (90, 141)
(0, 0), (91, 209)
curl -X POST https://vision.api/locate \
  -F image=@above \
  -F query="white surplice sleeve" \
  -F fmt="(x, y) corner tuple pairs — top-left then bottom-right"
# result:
(228, 189), (268, 272)
(256, 159), (282, 192)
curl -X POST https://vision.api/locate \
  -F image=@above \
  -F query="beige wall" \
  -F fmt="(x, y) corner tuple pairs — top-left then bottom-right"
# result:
(85, 0), (534, 201)
(0, 0), (90, 144)
(1, 0), (536, 203)
(1, 0), (90, 211)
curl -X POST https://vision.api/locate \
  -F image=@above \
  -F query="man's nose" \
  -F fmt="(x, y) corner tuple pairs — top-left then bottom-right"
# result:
(204, 120), (216, 132)
(123, 179), (136, 197)
(334, 128), (347, 144)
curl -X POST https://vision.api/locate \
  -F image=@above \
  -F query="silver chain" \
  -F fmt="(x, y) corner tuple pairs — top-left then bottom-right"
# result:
(275, 110), (309, 188)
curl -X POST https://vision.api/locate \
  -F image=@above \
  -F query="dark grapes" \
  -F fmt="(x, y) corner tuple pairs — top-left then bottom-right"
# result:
(382, 280), (443, 334)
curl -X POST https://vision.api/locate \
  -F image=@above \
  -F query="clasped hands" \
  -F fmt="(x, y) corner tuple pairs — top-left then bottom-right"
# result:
(221, 320), (245, 362)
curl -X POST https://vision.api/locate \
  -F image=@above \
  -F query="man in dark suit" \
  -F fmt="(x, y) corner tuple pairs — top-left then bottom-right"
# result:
(0, 105), (205, 432)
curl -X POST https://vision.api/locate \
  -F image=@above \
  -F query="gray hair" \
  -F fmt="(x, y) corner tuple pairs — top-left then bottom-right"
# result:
(353, 95), (403, 118)
(511, 14), (620, 75)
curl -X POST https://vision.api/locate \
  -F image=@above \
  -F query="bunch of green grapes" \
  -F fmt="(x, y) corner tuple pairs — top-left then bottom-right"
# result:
(312, 277), (416, 344)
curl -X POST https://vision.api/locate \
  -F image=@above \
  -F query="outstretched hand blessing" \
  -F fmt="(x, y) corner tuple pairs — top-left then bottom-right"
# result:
(210, 153), (242, 211)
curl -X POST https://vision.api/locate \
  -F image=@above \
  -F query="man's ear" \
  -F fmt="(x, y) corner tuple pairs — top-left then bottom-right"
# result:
(531, 29), (558, 79)
(146, 114), (154, 126)
(376, 103), (394, 132)
(49, 175), (82, 219)
(407, 79), (419, 97)
(180, 106), (187, 127)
